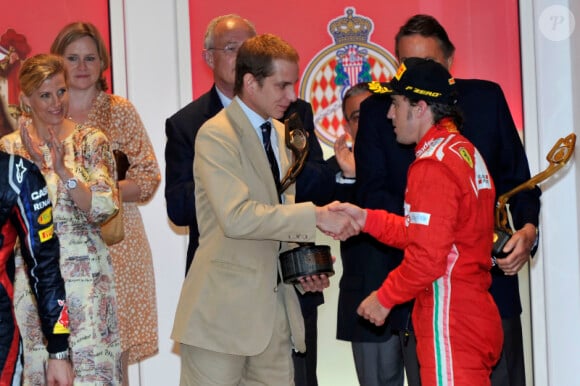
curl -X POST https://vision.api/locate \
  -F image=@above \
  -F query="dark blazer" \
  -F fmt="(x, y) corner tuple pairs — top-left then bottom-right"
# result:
(165, 85), (336, 311)
(327, 155), (394, 343)
(325, 156), (356, 203)
(336, 78), (541, 342)
(165, 86), (222, 267)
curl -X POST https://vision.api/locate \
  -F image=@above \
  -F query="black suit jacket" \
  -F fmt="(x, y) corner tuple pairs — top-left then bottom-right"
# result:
(336, 78), (541, 342)
(165, 85), (336, 311)
(165, 86), (222, 266)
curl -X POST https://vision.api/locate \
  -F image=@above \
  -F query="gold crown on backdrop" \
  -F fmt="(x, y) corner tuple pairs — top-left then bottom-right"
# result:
(328, 8), (373, 44)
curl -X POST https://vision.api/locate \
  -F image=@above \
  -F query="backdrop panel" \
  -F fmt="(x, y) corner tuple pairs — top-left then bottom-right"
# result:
(189, 1), (523, 147)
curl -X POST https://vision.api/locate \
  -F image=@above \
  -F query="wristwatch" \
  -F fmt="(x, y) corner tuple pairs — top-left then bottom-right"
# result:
(65, 177), (78, 190)
(335, 171), (356, 184)
(48, 349), (70, 360)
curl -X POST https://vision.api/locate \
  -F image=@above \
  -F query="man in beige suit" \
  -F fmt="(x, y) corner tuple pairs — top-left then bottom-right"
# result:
(171, 33), (358, 385)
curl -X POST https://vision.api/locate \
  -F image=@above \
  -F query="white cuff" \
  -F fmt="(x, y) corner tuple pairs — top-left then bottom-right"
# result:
(335, 172), (356, 184)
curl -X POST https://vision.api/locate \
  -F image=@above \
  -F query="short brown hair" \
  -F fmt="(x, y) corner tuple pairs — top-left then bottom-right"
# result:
(395, 15), (455, 61)
(51, 22), (110, 91)
(234, 34), (299, 95)
(19, 54), (67, 97)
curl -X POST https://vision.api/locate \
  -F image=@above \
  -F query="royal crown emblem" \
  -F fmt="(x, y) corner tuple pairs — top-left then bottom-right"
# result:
(299, 8), (398, 147)
(329, 8), (372, 44)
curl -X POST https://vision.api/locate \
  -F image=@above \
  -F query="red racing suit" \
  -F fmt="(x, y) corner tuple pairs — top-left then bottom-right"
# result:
(364, 121), (503, 386)
(0, 151), (69, 385)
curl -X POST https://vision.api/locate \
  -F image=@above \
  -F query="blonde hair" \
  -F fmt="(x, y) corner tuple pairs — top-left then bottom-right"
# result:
(51, 22), (110, 91)
(19, 54), (67, 97)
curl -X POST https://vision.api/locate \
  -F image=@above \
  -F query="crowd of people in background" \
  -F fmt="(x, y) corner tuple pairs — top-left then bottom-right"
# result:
(0, 11), (539, 386)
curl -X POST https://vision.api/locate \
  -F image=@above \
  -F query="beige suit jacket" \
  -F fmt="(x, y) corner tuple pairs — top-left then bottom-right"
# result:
(171, 98), (317, 355)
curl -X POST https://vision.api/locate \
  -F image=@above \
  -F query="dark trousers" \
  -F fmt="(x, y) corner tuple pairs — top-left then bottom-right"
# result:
(398, 330), (422, 386)
(292, 308), (318, 386)
(491, 316), (526, 386)
(351, 334), (404, 386)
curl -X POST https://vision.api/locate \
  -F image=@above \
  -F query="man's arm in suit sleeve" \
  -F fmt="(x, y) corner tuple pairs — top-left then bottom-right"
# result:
(492, 83), (541, 230)
(490, 83), (541, 273)
(165, 116), (196, 227)
(290, 100), (336, 206)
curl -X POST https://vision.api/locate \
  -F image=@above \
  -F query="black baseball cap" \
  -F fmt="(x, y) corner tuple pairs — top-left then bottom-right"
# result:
(386, 57), (458, 105)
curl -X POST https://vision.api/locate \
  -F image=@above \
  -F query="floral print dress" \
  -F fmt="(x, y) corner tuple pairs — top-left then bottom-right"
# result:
(84, 91), (160, 364)
(0, 122), (122, 385)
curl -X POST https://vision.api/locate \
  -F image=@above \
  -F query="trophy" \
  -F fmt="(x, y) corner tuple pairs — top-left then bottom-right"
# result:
(278, 113), (335, 284)
(492, 133), (576, 262)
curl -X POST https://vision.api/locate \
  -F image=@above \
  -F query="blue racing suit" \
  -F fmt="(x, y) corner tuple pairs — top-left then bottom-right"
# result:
(0, 151), (69, 385)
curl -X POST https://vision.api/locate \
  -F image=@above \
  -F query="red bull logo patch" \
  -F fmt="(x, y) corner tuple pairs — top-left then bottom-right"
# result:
(53, 299), (70, 334)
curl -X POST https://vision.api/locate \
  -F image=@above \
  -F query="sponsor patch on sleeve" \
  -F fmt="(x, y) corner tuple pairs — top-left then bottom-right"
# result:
(408, 211), (431, 226)
(459, 147), (473, 168)
(38, 224), (54, 242)
(53, 300), (70, 334)
(475, 151), (492, 190)
(38, 207), (52, 225)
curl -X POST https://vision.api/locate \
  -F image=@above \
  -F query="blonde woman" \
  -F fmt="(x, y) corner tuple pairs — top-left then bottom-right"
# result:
(0, 53), (122, 385)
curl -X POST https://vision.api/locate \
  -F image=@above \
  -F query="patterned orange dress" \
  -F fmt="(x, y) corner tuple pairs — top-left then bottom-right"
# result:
(84, 91), (160, 364)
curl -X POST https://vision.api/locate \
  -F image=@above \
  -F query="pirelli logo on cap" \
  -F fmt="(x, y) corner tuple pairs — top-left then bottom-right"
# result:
(39, 224), (54, 242)
(405, 86), (443, 98)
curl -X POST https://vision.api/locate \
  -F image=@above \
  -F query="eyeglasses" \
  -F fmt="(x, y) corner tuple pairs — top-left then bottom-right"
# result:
(208, 44), (240, 55)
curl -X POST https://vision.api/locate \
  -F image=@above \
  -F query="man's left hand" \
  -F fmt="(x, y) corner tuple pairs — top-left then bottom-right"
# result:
(46, 358), (74, 386)
(298, 273), (331, 292)
(497, 223), (537, 275)
(357, 291), (391, 326)
(334, 134), (355, 178)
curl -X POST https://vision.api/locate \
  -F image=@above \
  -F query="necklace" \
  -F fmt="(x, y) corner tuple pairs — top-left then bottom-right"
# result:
(68, 90), (99, 124)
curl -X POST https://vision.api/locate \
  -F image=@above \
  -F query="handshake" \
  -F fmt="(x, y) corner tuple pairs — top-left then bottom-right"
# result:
(315, 201), (367, 241)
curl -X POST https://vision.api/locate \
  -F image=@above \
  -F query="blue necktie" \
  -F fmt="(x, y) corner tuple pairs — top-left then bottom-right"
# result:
(260, 121), (281, 193)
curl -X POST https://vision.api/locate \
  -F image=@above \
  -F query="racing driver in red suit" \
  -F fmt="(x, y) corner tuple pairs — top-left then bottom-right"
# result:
(329, 58), (502, 386)
(0, 151), (73, 385)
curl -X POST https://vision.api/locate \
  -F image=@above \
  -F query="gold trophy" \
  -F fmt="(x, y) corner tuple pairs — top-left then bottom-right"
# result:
(492, 133), (576, 261)
(278, 113), (335, 284)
